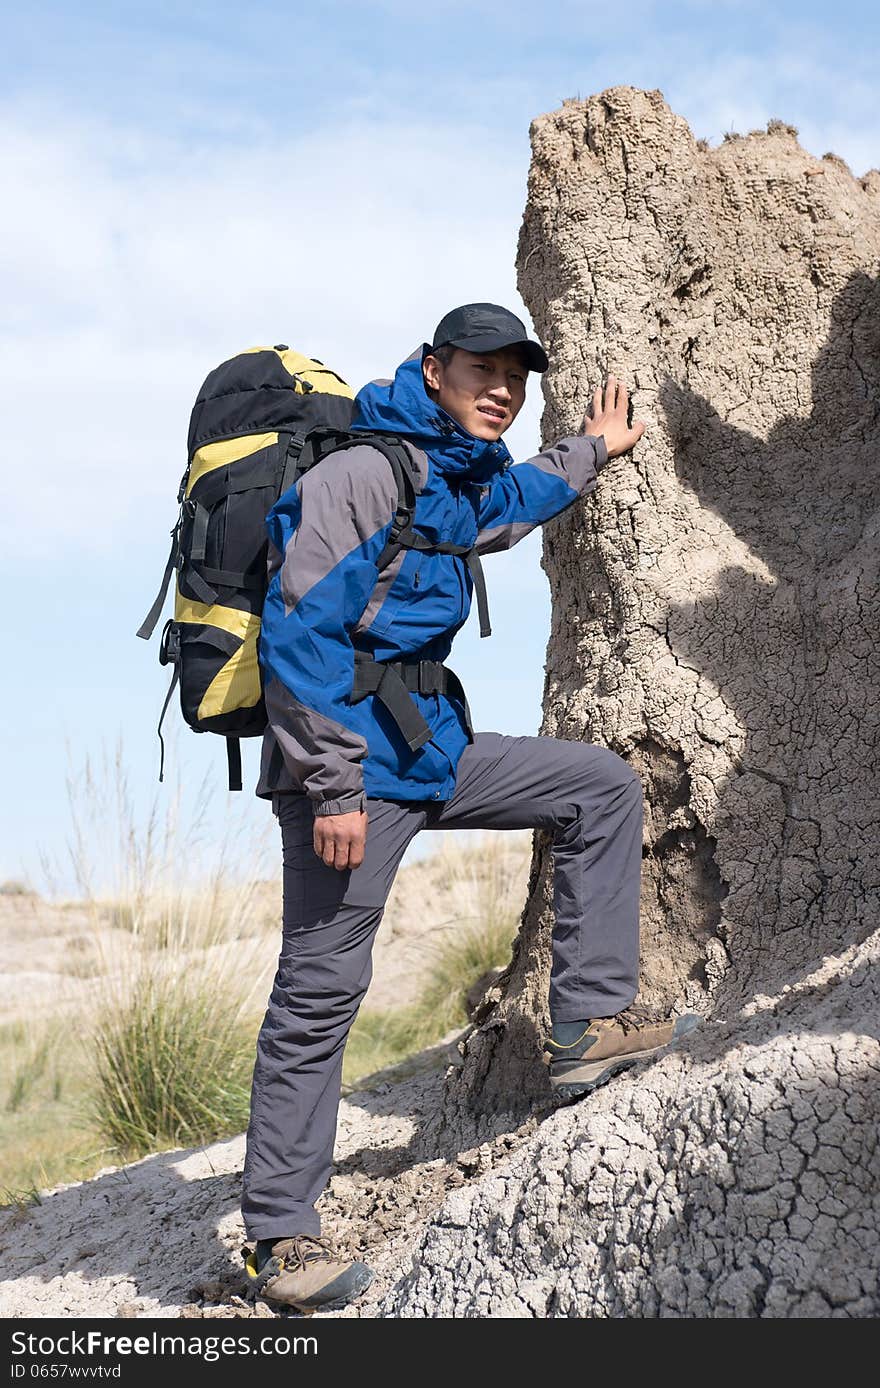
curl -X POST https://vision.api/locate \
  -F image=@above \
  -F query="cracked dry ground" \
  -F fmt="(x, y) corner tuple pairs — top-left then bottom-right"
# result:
(385, 942), (880, 1317)
(4, 942), (877, 1320)
(0, 1053), (550, 1320)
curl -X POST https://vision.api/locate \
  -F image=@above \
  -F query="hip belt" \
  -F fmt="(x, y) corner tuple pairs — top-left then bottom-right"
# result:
(351, 651), (475, 752)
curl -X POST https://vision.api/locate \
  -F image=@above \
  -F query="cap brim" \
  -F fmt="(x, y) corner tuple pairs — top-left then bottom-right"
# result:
(442, 333), (549, 374)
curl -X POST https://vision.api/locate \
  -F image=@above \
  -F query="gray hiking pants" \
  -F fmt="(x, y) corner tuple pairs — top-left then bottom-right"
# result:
(242, 731), (642, 1240)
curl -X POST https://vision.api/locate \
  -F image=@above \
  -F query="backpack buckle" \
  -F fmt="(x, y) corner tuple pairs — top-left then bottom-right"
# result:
(158, 619), (180, 668)
(418, 660), (443, 694)
(389, 506), (410, 539)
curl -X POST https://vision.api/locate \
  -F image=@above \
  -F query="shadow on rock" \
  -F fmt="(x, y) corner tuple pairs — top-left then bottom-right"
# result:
(657, 268), (880, 1007)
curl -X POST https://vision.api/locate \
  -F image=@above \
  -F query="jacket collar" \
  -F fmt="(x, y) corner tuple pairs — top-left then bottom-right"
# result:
(350, 346), (512, 484)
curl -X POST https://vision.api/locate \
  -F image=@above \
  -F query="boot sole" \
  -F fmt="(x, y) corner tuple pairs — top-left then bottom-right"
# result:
(276, 1264), (375, 1314)
(549, 1014), (701, 1095)
(245, 1252), (375, 1314)
(550, 1046), (657, 1093)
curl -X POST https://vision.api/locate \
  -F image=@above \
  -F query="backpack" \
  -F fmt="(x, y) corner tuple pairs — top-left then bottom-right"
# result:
(136, 345), (422, 790)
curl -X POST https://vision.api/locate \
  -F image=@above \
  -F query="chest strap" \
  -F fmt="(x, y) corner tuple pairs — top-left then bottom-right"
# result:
(390, 529), (491, 638)
(351, 652), (475, 753)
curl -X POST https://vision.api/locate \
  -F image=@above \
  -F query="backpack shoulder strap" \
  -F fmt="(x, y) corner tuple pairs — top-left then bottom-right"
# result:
(288, 430), (422, 572)
(355, 434), (421, 570)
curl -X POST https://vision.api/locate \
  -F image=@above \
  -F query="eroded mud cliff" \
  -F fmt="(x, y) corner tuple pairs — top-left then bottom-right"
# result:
(389, 87), (880, 1316)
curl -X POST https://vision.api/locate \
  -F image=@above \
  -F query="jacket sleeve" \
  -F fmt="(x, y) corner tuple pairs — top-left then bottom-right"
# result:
(474, 434), (609, 555)
(259, 446), (398, 816)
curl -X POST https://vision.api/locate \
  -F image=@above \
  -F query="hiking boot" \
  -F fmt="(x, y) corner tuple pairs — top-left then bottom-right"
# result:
(545, 1005), (700, 1095)
(244, 1234), (374, 1313)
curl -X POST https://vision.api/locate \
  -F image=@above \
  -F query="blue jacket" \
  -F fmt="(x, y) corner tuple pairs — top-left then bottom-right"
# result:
(256, 346), (608, 813)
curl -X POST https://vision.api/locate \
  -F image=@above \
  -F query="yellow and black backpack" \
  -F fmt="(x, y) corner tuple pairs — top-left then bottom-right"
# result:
(137, 345), (421, 791)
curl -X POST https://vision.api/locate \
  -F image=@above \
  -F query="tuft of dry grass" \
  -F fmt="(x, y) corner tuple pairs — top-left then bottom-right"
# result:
(73, 747), (276, 1161)
(0, 741), (277, 1194)
(91, 964), (261, 1157)
(2, 757), (529, 1195)
(0, 880), (35, 897)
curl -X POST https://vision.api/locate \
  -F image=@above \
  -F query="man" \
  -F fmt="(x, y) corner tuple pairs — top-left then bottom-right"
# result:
(242, 303), (694, 1313)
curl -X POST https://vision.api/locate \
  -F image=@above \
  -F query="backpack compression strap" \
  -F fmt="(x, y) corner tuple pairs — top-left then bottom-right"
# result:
(288, 429), (421, 572)
(226, 737), (242, 793)
(366, 434), (492, 637)
(359, 436), (492, 636)
(395, 530), (491, 638)
(136, 440), (294, 641)
(137, 520), (181, 641)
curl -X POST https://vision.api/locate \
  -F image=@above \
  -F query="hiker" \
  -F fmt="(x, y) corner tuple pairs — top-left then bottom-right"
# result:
(241, 303), (692, 1312)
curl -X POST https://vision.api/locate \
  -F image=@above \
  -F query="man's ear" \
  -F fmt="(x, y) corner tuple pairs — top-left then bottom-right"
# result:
(423, 354), (442, 393)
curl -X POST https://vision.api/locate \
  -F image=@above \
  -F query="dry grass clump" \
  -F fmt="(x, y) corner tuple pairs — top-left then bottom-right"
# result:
(0, 743), (277, 1192)
(2, 747), (530, 1193)
(74, 749), (276, 1160)
(87, 872), (275, 1160)
(92, 965), (258, 1156)
(0, 880), (35, 897)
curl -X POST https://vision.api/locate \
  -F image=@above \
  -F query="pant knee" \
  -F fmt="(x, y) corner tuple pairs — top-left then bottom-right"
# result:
(621, 766), (644, 802)
(269, 958), (372, 1019)
(577, 750), (642, 810)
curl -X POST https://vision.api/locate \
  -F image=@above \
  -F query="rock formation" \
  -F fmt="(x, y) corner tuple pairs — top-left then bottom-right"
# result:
(389, 87), (880, 1315)
(4, 88), (878, 1323)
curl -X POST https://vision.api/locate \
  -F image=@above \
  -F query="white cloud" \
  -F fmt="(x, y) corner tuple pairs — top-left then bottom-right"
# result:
(3, 52), (877, 889)
(4, 49), (876, 565)
(0, 108), (544, 562)
(665, 50), (880, 174)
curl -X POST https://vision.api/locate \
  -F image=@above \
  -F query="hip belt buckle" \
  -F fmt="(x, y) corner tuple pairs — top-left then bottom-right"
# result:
(418, 659), (442, 695)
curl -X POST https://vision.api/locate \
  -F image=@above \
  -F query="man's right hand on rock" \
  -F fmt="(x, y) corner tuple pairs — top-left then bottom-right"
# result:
(582, 375), (646, 458)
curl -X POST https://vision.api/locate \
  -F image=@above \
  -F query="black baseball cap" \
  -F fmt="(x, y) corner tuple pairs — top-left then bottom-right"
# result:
(430, 303), (549, 373)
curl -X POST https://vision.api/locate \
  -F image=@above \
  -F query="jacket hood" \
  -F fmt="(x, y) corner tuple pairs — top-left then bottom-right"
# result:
(350, 346), (513, 484)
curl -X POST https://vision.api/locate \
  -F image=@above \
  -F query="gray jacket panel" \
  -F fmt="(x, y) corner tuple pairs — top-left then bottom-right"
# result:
(259, 677), (369, 816)
(278, 446), (399, 614)
(258, 446), (404, 813)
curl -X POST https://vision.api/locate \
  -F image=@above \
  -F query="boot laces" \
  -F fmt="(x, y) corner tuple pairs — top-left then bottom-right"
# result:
(279, 1234), (336, 1270)
(612, 1001), (661, 1034)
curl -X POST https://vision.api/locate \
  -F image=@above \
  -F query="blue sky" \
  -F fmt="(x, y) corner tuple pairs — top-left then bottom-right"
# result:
(2, 0), (877, 894)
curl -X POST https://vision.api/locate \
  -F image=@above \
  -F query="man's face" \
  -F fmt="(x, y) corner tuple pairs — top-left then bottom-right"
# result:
(423, 345), (528, 441)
